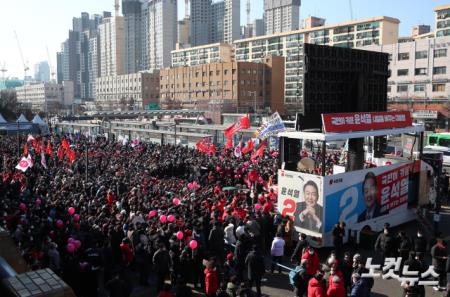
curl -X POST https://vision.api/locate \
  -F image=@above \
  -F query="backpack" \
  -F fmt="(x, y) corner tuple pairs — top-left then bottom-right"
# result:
(289, 266), (304, 286)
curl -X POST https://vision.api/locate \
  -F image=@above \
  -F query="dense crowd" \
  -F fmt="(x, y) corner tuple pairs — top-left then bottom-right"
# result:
(1, 134), (449, 297)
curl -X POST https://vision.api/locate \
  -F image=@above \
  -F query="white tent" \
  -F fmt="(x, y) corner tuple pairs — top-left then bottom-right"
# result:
(16, 114), (29, 123)
(0, 114), (7, 124)
(32, 115), (45, 125)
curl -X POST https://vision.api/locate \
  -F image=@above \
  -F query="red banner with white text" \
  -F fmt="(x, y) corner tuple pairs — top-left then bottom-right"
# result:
(321, 112), (412, 133)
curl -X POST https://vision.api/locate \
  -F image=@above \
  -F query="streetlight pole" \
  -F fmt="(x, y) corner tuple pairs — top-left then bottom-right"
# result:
(85, 140), (88, 183)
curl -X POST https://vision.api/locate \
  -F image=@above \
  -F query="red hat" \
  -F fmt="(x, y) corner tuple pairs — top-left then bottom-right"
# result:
(227, 252), (234, 261)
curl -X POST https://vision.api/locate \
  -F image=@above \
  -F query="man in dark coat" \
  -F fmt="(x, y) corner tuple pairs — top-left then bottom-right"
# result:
(413, 230), (428, 256)
(153, 242), (172, 293)
(332, 222), (345, 258)
(245, 245), (265, 297)
(208, 221), (225, 262)
(375, 224), (397, 261)
(431, 238), (448, 291)
(291, 233), (308, 264)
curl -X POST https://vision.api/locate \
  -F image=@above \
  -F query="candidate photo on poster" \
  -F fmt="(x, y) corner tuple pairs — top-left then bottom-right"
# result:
(357, 171), (388, 223)
(294, 180), (323, 233)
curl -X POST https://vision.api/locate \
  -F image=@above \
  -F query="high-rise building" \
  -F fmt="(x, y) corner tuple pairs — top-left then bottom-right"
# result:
(435, 4), (450, 37)
(57, 12), (106, 100)
(142, 0), (177, 70)
(123, 0), (143, 74)
(34, 61), (50, 82)
(99, 15), (125, 77)
(210, 0), (225, 43)
(224, 0), (240, 44)
(264, 0), (301, 34)
(190, 0), (211, 46)
(178, 18), (190, 47)
(412, 25), (431, 38)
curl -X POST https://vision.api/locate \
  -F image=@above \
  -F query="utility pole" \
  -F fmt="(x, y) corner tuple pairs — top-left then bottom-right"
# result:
(85, 140), (89, 183)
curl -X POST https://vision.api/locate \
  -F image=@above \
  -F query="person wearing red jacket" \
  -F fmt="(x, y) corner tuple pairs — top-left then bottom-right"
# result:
(328, 266), (344, 289)
(119, 238), (134, 266)
(204, 262), (219, 297)
(302, 247), (320, 280)
(308, 272), (326, 297)
(327, 275), (346, 297)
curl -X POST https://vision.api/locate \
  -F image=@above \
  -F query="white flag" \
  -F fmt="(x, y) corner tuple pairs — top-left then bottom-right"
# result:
(40, 152), (47, 169)
(234, 141), (242, 158)
(15, 157), (32, 172)
(27, 154), (33, 168)
(27, 134), (35, 142)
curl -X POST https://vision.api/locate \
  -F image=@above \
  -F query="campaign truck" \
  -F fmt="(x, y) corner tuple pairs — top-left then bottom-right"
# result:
(277, 111), (434, 247)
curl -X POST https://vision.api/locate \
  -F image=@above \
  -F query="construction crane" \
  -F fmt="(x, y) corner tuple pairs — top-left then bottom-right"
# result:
(46, 46), (56, 82)
(14, 30), (29, 81)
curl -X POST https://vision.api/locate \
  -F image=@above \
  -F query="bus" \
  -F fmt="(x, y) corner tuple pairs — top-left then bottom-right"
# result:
(277, 114), (434, 247)
(426, 133), (450, 166)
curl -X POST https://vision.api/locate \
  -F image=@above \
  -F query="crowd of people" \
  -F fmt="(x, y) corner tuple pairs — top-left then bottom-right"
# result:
(0, 133), (449, 297)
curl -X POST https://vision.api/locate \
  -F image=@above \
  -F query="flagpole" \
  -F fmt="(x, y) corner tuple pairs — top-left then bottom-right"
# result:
(85, 140), (88, 183)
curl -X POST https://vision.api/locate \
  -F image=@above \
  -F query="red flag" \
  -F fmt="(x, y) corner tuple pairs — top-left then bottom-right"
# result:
(242, 139), (255, 154)
(195, 140), (202, 151)
(225, 138), (233, 149)
(57, 146), (64, 161)
(251, 141), (267, 160)
(224, 114), (251, 139)
(69, 150), (76, 163)
(224, 122), (237, 139)
(208, 144), (216, 155)
(23, 144), (28, 157)
(46, 142), (53, 156)
(62, 139), (69, 152)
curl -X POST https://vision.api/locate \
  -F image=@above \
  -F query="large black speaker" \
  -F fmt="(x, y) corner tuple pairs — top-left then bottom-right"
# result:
(283, 138), (301, 171)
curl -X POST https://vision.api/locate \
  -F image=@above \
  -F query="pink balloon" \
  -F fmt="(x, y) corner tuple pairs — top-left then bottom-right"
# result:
(244, 161), (249, 167)
(74, 240), (81, 249)
(192, 181), (198, 189)
(35, 199), (42, 206)
(187, 183), (193, 189)
(172, 198), (181, 206)
(167, 215), (175, 223)
(68, 207), (75, 215)
(176, 231), (184, 240)
(254, 203), (262, 210)
(189, 240), (198, 250)
(19, 203), (26, 211)
(73, 214), (80, 222)
(160, 215), (167, 224)
(56, 220), (64, 229)
(66, 243), (75, 253)
(149, 210), (157, 218)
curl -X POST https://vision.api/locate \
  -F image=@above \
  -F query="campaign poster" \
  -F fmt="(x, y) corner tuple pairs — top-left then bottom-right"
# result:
(323, 162), (414, 235)
(277, 170), (323, 237)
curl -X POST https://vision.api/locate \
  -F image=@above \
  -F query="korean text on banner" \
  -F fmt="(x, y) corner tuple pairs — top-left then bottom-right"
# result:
(321, 111), (412, 133)
(255, 112), (286, 139)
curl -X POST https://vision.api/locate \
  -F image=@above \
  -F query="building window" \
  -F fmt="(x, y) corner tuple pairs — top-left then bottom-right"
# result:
(433, 83), (446, 92)
(397, 69), (409, 76)
(415, 68), (427, 76)
(433, 66), (447, 75)
(415, 51), (428, 59)
(216, 70), (220, 76)
(387, 86), (391, 93)
(414, 84), (425, 92)
(224, 70), (228, 75)
(397, 85), (408, 92)
(398, 53), (410, 60)
(434, 49), (447, 58)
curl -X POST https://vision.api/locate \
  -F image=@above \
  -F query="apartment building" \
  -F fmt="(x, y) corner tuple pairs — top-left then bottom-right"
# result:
(171, 43), (233, 67)
(95, 71), (160, 111)
(159, 56), (285, 121)
(435, 4), (450, 37)
(234, 16), (399, 112)
(264, 0), (301, 35)
(98, 16), (125, 77)
(15, 82), (74, 112)
(363, 36), (450, 127)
